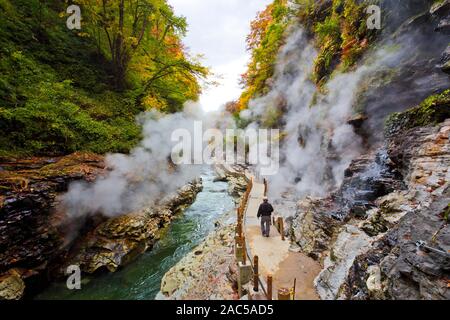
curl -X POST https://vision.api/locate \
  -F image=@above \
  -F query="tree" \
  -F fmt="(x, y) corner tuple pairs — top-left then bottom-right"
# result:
(74, 0), (202, 92)
(238, 0), (289, 112)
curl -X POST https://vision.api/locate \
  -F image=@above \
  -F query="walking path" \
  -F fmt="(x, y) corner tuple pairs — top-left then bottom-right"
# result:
(240, 169), (320, 300)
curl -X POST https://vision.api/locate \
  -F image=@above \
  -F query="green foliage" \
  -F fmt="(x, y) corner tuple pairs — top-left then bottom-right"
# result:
(238, 0), (290, 112)
(443, 204), (450, 222)
(238, 0), (379, 114)
(298, 0), (379, 85)
(0, 0), (204, 157)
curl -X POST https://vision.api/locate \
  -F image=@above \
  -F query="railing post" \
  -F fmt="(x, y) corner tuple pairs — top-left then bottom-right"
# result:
(281, 218), (285, 241)
(277, 217), (285, 241)
(242, 236), (247, 265)
(267, 275), (273, 300)
(253, 255), (259, 292)
(236, 222), (242, 237)
(278, 288), (291, 300)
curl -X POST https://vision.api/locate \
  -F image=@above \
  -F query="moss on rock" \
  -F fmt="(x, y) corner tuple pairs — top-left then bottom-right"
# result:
(385, 89), (450, 137)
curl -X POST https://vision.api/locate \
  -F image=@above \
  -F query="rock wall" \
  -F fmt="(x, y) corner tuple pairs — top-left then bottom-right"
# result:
(0, 153), (105, 299)
(290, 97), (449, 300)
(342, 118), (450, 300)
(286, 0), (450, 300)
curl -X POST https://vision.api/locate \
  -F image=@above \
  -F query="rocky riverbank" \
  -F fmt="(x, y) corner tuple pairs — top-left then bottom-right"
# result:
(155, 165), (250, 300)
(58, 179), (202, 275)
(157, 223), (238, 300)
(0, 153), (202, 300)
(214, 164), (249, 200)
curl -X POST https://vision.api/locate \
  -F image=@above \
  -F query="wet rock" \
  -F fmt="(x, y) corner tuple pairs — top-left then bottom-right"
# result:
(432, 0), (450, 34)
(436, 17), (450, 34)
(440, 45), (450, 74)
(0, 152), (105, 293)
(291, 148), (404, 261)
(301, 98), (450, 300)
(430, 0), (450, 18)
(157, 224), (238, 300)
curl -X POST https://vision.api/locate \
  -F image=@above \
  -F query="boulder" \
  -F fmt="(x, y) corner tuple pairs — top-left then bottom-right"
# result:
(0, 270), (26, 300)
(291, 197), (339, 260)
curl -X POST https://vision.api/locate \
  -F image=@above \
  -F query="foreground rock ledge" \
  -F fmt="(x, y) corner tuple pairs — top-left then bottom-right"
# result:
(157, 224), (238, 300)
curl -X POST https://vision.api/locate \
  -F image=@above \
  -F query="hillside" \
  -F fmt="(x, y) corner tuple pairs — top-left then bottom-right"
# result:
(0, 0), (206, 157)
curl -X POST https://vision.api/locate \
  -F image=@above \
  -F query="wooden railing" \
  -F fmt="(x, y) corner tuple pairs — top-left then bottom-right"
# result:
(234, 172), (293, 300)
(235, 174), (271, 299)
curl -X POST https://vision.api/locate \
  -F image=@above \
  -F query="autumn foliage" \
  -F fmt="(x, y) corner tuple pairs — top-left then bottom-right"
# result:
(236, 0), (289, 113)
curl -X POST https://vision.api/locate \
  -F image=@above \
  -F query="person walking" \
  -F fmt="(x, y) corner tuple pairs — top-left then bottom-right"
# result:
(257, 196), (274, 237)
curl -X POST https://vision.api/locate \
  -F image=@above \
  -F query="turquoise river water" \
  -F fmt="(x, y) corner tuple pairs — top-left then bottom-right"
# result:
(35, 168), (235, 300)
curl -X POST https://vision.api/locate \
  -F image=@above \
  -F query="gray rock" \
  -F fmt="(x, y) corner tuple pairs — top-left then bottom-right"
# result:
(343, 119), (450, 300)
(315, 225), (376, 300)
(440, 45), (450, 74)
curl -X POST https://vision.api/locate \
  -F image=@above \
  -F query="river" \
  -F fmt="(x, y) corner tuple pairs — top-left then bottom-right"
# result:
(35, 167), (235, 300)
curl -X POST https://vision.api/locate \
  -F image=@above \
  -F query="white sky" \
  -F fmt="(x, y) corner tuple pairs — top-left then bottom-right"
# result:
(168, 0), (273, 112)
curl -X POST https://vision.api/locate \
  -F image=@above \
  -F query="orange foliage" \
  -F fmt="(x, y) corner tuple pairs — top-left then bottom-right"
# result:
(246, 4), (274, 51)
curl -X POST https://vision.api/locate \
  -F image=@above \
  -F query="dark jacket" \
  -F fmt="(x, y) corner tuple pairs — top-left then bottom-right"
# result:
(257, 202), (274, 218)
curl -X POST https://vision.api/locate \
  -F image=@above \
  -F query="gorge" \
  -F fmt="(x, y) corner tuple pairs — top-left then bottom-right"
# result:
(1, 0), (449, 301)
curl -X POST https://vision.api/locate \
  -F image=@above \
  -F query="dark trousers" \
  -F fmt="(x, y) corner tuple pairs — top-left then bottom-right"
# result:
(261, 216), (271, 236)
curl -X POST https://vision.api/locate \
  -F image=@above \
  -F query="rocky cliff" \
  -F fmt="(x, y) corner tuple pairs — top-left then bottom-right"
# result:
(290, 92), (450, 300)
(263, 0), (450, 301)
(60, 180), (202, 275)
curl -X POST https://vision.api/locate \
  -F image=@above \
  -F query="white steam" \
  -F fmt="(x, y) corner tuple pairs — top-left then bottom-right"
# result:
(243, 27), (404, 200)
(63, 105), (224, 219)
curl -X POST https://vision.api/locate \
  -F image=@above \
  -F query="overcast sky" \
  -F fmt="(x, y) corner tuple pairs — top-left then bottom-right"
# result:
(168, 0), (273, 111)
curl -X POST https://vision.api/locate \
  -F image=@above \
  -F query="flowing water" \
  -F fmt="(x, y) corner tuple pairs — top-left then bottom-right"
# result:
(35, 167), (235, 300)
